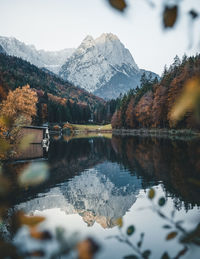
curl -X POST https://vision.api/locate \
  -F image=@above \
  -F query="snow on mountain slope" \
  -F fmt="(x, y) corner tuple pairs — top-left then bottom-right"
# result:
(59, 33), (158, 99)
(59, 33), (141, 98)
(0, 34), (159, 99)
(0, 44), (6, 54)
(0, 36), (74, 74)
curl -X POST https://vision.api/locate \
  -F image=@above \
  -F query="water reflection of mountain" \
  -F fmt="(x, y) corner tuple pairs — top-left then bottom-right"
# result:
(17, 162), (142, 228)
(111, 136), (200, 209)
(13, 136), (200, 210)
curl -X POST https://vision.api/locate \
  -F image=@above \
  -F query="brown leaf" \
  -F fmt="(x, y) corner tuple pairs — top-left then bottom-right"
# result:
(77, 238), (99, 259)
(117, 217), (123, 228)
(148, 188), (155, 199)
(19, 211), (45, 227)
(163, 5), (178, 28)
(30, 227), (52, 240)
(166, 231), (177, 240)
(109, 0), (127, 12)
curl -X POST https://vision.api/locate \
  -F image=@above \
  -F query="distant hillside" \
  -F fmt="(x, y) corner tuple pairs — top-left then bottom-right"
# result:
(0, 53), (104, 107)
(111, 54), (200, 130)
(0, 36), (74, 74)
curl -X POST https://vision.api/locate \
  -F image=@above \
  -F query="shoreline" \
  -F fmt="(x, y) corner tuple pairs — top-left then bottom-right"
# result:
(112, 128), (200, 139)
(50, 123), (200, 139)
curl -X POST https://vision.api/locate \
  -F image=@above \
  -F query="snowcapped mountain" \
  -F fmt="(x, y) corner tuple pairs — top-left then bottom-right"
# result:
(0, 34), (158, 99)
(59, 33), (158, 99)
(0, 36), (74, 74)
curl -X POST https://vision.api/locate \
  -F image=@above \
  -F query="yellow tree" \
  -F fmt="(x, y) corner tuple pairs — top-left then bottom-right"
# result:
(0, 84), (38, 125)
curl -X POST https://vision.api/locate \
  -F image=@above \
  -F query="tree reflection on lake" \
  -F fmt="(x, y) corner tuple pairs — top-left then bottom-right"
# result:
(12, 135), (200, 258)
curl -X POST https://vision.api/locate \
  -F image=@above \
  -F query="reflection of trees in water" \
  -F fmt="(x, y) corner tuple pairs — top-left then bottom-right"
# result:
(111, 136), (200, 209)
(47, 136), (200, 211)
(12, 136), (200, 210)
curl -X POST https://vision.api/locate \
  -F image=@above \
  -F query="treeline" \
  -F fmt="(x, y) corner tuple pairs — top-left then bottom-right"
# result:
(112, 54), (200, 130)
(35, 90), (118, 125)
(0, 53), (103, 107)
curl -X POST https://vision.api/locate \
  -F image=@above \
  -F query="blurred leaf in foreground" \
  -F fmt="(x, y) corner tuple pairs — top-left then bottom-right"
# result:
(163, 5), (178, 28)
(77, 238), (99, 259)
(158, 197), (166, 207)
(148, 188), (155, 199)
(18, 211), (45, 227)
(170, 77), (200, 123)
(166, 231), (177, 240)
(108, 0), (127, 12)
(127, 225), (135, 236)
(117, 217), (123, 228)
(189, 10), (199, 20)
(18, 162), (49, 187)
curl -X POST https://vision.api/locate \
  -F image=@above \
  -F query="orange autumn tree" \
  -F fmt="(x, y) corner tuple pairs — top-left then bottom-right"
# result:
(152, 85), (168, 128)
(125, 97), (136, 128)
(0, 84), (38, 126)
(135, 91), (153, 128)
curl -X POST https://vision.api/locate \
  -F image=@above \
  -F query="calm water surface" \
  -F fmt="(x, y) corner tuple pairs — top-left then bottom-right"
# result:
(13, 135), (200, 259)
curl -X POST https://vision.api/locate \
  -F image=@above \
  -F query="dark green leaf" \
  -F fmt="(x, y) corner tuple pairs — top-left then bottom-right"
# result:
(158, 211), (166, 219)
(163, 225), (172, 229)
(189, 10), (198, 19)
(161, 252), (170, 259)
(137, 241), (142, 248)
(127, 225), (135, 236)
(124, 255), (138, 259)
(142, 250), (151, 259)
(158, 197), (166, 207)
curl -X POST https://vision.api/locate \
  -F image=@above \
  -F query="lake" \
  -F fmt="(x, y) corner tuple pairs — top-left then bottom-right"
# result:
(11, 135), (200, 259)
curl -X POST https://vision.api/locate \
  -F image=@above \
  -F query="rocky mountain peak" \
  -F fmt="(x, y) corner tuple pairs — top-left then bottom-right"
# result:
(96, 32), (119, 42)
(59, 33), (143, 97)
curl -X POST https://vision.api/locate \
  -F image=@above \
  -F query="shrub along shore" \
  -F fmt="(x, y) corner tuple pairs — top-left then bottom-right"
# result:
(112, 128), (200, 138)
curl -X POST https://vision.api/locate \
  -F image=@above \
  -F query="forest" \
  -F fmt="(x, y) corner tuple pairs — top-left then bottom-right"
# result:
(0, 53), (200, 129)
(111, 54), (200, 130)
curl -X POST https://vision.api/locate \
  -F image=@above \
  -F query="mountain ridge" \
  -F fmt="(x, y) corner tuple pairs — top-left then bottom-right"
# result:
(0, 36), (75, 74)
(59, 33), (158, 99)
(0, 34), (159, 99)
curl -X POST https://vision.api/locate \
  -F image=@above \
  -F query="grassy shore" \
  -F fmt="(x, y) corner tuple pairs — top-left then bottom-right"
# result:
(69, 123), (112, 132)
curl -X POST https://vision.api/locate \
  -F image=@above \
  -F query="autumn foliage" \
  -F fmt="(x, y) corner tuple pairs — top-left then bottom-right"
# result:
(111, 54), (200, 130)
(0, 84), (38, 125)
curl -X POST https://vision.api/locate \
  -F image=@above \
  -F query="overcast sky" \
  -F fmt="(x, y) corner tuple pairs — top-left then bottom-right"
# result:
(0, 0), (200, 75)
